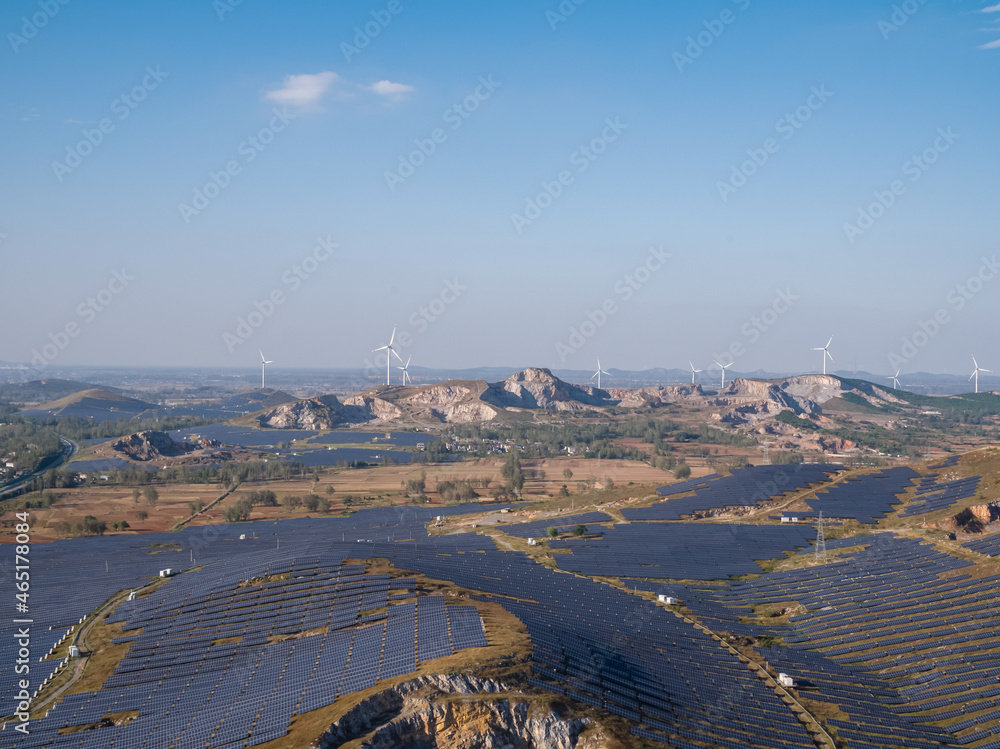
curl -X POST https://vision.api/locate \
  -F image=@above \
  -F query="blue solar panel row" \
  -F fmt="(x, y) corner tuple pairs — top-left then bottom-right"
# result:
(546, 522), (816, 580)
(624, 463), (841, 520)
(804, 466), (920, 523)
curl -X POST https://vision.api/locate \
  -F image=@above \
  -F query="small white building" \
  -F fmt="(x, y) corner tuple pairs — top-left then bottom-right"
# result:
(68, 645), (80, 658)
(657, 595), (678, 605)
(527, 538), (537, 546)
(778, 673), (796, 688)
(239, 534), (246, 540)
(159, 568), (174, 578)
(127, 591), (136, 601)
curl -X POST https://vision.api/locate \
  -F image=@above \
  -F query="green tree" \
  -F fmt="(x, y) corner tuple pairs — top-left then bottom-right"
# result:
(501, 451), (525, 496)
(136, 510), (148, 524)
(144, 486), (159, 506)
(674, 464), (691, 480)
(563, 467), (573, 481)
(572, 524), (587, 537)
(547, 526), (558, 538)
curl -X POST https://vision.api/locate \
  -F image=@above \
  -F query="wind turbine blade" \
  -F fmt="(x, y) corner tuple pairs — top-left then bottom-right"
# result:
(372, 345), (388, 353)
(713, 360), (723, 368)
(826, 351), (835, 363)
(982, 368), (993, 374)
(259, 350), (266, 363)
(970, 372), (977, 381)
(388, 325), (397, 346)
(391, 348), (405, 364)
(826, 336), (834, 348)
(973, 355), (979, 368)
(405, 356), (411, 367)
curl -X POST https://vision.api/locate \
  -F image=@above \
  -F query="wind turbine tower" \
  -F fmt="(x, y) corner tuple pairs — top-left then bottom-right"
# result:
(372, 325), (404, 386)
(590, 357), (610, 389)
(689, 361), (703, 385)
(397, 356), (413, 386)
(713, 360), (734, 389)
(811, 336), (835, 375)
(970, 355), (991, 394)
(259, 350), (274, 389)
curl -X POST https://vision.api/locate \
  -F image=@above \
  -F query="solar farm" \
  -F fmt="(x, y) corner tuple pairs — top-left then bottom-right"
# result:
(3, 458), (1000, 748)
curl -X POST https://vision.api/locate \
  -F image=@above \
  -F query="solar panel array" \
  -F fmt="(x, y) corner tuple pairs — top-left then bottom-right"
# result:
(11, 494), (1000, 748)
(1, 549), (487, 749)
(803, 466), (919, 523)
(546, 522), (816, 580)
(0, 508), (826, 749)
(963, 532), (1000, 557)
(900, 475), (980, 517)
(0, 502), (510, 740)
(927, 456), (960, 469)
(623, 464), (841, 520)
(384, 535), (817, 749)
(692, 535), (1000, 748)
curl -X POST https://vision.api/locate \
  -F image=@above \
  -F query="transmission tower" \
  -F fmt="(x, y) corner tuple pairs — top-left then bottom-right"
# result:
(815, 511), (827, 564)
(761, 441), (773, 466)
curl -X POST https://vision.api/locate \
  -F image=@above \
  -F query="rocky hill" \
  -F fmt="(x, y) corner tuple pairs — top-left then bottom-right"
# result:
(256, 395), (370, 430)
(111, 430), (220, 461)
(314, 674), (605, 749)
(482, 368), (609, 411)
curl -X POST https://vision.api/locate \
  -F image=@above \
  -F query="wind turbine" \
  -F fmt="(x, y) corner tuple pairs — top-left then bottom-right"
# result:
(688, 361), (703, 384)
(713, 360), (734, 388)
(970, 355), (991, 394)
(811, 336), (835, 375)
(258, 350), (273, 389)
(397, 356), (413, 386)
(888, 369), (901, 389)
(590, 357), (611, 389)
(372, 325), (404, 386)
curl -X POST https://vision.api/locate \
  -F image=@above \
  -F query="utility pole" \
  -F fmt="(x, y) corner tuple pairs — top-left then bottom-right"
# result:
(815, 511), (827, 564)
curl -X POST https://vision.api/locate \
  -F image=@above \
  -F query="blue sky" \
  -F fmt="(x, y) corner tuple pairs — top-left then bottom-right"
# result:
(1, 0), (998, 377)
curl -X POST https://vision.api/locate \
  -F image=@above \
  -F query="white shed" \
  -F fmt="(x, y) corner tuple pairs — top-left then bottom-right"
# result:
(778, 673), (795, 688)
(657, 594), (678, 605)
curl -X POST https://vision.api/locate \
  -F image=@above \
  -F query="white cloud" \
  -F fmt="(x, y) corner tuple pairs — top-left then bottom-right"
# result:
(264, 72), (339, 108)
(982, 2), (1000, 11)
(366, 80), (415, 101)
(978, 37), (1000, 48)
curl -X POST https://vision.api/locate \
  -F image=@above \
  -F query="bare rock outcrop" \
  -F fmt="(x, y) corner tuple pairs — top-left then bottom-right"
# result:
(257, 395), (357, 430)
(112, 430), (199, 461)
(483, 368), (607, 411)
(342, 395), (404, 423)
(314, 674), (591, 749)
